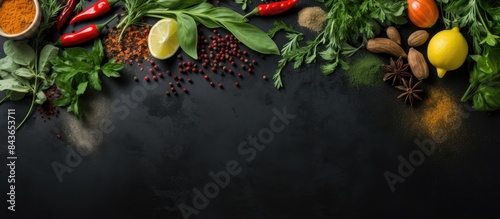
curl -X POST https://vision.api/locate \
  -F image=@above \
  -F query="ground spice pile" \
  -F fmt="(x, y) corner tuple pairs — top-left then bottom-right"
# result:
(420, 88), (462, 137)
(298, 7), (326, 33)
(0, 0), (36, 34)
(103, 25), (153, 69)
(346, 52), (384, 88)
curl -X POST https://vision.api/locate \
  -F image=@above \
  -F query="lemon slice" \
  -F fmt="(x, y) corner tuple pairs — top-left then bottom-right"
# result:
(148, 18), (180, 60)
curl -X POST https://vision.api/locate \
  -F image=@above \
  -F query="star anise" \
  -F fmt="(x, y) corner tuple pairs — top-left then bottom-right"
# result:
(383, 56), (411, 85)
(396, 76), (423, 106)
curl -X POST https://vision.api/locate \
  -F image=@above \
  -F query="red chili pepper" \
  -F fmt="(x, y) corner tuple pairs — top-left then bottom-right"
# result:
(244, 0), (298, 18)
(69, 0), (119, 25)
(57, 15), (117, 47)
(57, 0), (78, 32)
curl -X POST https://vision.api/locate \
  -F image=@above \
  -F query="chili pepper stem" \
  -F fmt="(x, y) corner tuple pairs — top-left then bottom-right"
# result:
(243, 7), (259, 18)
(96, 14), (118, 32)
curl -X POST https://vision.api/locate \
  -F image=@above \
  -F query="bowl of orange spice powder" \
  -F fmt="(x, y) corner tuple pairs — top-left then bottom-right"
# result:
(0, 0), (42, 40)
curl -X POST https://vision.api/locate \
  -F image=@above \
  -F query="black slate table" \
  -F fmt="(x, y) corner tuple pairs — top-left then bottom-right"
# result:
(1, 0), (500, 218)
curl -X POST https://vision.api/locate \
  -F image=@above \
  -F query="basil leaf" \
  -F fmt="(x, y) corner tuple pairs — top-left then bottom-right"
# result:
(3, 40), (36, 68)
(0, 79), (31, 93)
(35, 90), (47, 105)
(64, 47), (92, 62)
(88, 71), (102, 91)
(207, 7), (246, 22)
(102, 60), (123, 77)
(9, 91), (26, 101)
(0, 56), (20, 73)
(39, 44), (59, 74)
(473, 85), (500, 111)
(92, 39), (104, 66)
(14, 68), (36, 79)
(176, 12), (199, 59)
(76, 81), (88, 95)
(157, 0), (205, 10)
(183, 3), (220, 28)
(221, 21), (280, 55)
(54, 95), (71, 107)
(0, 70), (14, 80)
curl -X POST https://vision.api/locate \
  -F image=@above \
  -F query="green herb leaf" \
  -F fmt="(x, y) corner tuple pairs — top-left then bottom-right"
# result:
(0, 57), (20, 73)
(92, 39), (105, 66)
(35, 90), (47, 105)
(176, 12), (199, 59)
(0, 79), (31, 93)
(222, 21), (280, 55)
(13, 68), (36, 79)
(38, 44), (59, 74)
(9, 91), (26, 101)
(3, 41), (36, 68)
(64, 47), (92, 61)
(88, 71), (102, 91)
(157, 0), (205, 10)
(102, 60), (124, 77)
(76, 81), (88, 95)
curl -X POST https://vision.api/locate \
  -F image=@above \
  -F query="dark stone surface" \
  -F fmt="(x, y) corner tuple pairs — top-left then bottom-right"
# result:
(1, 1), (500, 218)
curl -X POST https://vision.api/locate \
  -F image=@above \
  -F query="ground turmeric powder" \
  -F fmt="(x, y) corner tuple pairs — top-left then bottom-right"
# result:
(0, 0), (36, 34)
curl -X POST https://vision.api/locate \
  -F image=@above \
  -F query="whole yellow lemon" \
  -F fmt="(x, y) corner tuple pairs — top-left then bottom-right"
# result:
(427, 27), (468, 78)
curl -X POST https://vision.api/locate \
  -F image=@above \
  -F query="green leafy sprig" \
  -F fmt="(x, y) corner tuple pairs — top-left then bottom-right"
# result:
(267, 21), (303, 89)
(0, 42), (59, 129)
(282, 0), (407, 77)
(51, 39), (124, 117)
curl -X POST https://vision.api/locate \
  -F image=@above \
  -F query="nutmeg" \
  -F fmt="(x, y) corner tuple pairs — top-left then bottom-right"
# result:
(408, 48), (429, 80)
(367, 38), (407, 58)
(408, 30), (429, 47)
(386, 26), (401, 45)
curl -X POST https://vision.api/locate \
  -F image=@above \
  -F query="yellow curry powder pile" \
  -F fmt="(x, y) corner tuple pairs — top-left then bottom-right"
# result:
(419, 88), (462, 137)
(0, 0), (36, 34)
(103, 25), (153, 70)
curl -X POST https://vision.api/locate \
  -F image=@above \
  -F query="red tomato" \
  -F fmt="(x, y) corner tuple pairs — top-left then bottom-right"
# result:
(407, 0), (439, 28)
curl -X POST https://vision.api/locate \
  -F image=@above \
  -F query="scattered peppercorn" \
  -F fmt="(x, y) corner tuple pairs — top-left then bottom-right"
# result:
(144, 76), (149, 81)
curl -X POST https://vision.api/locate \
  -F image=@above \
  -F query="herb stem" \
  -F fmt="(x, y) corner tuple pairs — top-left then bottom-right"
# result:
(461, 82), (478, 102)
(0, 94), (9, 104)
